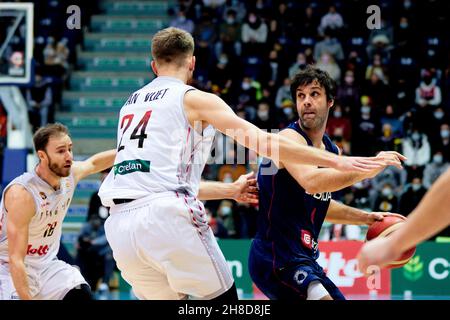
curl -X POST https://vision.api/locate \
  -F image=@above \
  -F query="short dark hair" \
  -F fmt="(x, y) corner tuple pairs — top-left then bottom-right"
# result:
(33, 123), (69, 152)
(290, 65), (336, 102)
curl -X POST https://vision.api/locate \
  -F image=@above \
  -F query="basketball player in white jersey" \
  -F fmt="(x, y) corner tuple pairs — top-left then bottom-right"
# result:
(98, 27), (391, 301)
(0, 123), (116, 300)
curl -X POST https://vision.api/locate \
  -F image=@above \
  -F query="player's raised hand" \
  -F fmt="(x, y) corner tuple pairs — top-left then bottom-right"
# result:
(232, 171), (259, 204)
(362, 151), (407, 178)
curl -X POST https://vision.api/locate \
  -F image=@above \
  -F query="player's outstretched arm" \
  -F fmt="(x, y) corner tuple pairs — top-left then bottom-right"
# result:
(325, 199), (388, 225)
(278, 130), (404, 194)
(198, 172), (258, 204)
(357, 168), (450, 271)
(5, 185), (36, 300)
(184, 90), (383, 173)
(72, 149), (116, 183)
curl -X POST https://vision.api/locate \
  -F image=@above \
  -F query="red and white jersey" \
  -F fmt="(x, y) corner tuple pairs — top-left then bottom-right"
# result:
(0, 170), (75, 267)
(99, 76), (215, 207)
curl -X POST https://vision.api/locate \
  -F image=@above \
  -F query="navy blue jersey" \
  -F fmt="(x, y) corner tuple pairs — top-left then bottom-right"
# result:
(255, 121), (339, 268)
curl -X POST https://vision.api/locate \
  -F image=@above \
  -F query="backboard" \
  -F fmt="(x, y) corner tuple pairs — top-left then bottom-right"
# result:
(0, 3), (34, 85)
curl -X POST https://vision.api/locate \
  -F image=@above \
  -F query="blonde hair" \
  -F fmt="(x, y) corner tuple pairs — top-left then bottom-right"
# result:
(151, 27), (194, 67)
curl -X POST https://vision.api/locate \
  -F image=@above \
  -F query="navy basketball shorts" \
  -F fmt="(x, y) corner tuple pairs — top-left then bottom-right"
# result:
(248, 239), (345, 300)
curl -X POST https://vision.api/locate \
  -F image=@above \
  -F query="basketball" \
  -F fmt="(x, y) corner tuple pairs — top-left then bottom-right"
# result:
(366, 214), (416, 268)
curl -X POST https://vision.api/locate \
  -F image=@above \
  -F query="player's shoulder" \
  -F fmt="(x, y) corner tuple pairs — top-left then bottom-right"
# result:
(4, 184), (34, 203)
(279, 127), (307, 144)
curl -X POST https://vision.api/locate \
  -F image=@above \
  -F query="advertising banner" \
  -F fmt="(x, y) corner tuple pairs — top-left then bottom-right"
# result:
(391, 242), (450, 298)
(218, 239), (254, 298)
(318, 241), (391, 297)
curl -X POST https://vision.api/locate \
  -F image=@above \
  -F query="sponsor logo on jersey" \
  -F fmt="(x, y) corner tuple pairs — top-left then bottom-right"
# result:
(27, 244), (49, 256)
(306, 191), (332, 202)
(293, 270), (308, 285)
(113, 159), (151, 176)
(301, 229), (318, 252)
(39, 192), (47, 200)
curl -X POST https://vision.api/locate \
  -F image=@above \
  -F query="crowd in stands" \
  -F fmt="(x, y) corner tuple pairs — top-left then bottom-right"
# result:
(168, 0), (450, 240)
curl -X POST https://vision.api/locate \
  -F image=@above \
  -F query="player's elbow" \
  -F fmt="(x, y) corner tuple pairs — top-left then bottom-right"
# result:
(304, 184), (321, 195)
(298, 179), (320, 195)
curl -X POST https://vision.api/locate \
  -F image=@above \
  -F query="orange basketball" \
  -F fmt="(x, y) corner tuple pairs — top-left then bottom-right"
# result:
(366, 213), (416, 268)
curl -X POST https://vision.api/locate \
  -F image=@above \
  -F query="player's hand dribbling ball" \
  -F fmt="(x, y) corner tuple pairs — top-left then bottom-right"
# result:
(365, 213), (416, 268)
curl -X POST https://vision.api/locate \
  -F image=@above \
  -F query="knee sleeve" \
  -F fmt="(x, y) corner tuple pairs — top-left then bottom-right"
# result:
(210, 283), (239, 302)
(63, 284), (93, 301)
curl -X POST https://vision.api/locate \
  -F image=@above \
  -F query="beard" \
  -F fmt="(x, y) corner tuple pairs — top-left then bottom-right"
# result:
(46, 152), (71, 177)
(299, 113), (327, 130)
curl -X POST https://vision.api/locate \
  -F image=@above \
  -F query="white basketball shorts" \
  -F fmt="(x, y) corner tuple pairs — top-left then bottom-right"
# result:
(105, 191), (234, 300)
(0, 259), (87, 300)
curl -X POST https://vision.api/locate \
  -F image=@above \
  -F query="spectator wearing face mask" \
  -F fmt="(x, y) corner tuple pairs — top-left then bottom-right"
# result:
(275, 77), (293, 109)
(423, 151), (450, 189)
(288, 52), (307, 78)
(315, 52), (341, 84)
(337, 70), (361, 113)
(437, 123), (450, 161)
(215, 9), (242, 59)
(399, 176), (427, 216)
(241, 11), (268, 58)
(314, 28), (344, 63)
(365, 54), (389, 85)
(253, 102), (277, 130)
(373, 182), (399, 213)
(427, 107), (449, 152)
(170, 5), (195, 34)
(278, 99), (296, 128)
(317, 6), (344, 37)
(402, 129), (431, 182)
(351, 96), (380, 156)
(209, 53), (236, 100)
(326, 104), (352, 142)
(380, 104), (404, 137)
(415, 70), (442, 108)
(217, 200), (236, 237)
(377, 123), (401, 152)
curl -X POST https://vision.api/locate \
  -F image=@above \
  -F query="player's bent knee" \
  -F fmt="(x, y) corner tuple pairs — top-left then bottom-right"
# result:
(63, 284), (93, 300)
(306, 281), (331, 300)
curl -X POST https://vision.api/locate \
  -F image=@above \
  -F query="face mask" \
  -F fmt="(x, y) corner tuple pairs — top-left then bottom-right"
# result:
(223, 176), (233, 183)
(221, 206), (232, 216)
(441, 130), (450, 139)
(178, 16), (186, 22)
(242, 82), (251, 90)
(345, 76), (354, 84)
(411, 132), (420, 141)
(283, 107), (293, 116)
(400, 22), (408, 29)
(434, 111), (444, 119)
(433, 154), (443, 164)
(321, 55), (331, 64)
(249, 16), (257, 23)
(382, 187), (393, 197)
(361, 106), (371, 114)
(257, 110), (269, 120)
(226, 17), (235, 24)
(412, 184), (421, 192)
(219, 57), (228, 65)
(333, 111), (342, 118)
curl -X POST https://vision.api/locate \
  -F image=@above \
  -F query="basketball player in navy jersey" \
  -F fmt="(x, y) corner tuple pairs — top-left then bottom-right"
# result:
(248, 66), (405, 300)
